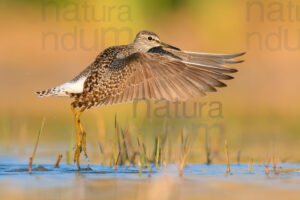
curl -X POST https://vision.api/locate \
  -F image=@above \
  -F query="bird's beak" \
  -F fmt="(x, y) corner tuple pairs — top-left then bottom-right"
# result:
(160, 41), (181, 51)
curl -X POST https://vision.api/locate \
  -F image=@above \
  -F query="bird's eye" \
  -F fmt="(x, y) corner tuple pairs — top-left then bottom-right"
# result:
(148, 36), (153, 41)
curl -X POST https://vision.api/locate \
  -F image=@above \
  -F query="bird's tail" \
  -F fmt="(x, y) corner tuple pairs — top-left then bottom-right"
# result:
(35, 87), (62, 98)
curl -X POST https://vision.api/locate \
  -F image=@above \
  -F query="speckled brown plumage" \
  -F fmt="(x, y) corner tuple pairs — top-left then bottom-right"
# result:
(69, 45), (128, 108)
(36, 30), (245, 110)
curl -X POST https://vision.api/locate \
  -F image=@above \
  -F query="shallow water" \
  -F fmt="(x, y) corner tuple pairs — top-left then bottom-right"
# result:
(1, 157), (300, 200)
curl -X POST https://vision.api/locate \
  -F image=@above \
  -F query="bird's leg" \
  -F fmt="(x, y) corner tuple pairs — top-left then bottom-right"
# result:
(78, 119), (90, 168)
(71, 106), (84, 169)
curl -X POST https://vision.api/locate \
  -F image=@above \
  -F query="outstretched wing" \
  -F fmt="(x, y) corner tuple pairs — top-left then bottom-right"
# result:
(99, 51), (244, 106)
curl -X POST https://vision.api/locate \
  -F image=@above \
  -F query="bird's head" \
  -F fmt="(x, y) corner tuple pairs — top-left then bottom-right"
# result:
(132, 30), (180, 52)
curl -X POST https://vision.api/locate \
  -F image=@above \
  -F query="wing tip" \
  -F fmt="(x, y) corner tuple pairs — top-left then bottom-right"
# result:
(236, 52), (246, 57)
(226, 68), (238, 73)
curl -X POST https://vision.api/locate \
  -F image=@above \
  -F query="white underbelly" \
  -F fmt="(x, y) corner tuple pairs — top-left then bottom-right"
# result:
(57, 76), (87, 95)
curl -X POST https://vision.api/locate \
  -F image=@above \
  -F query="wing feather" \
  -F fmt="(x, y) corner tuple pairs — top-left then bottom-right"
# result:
(100, 51), (242, 106)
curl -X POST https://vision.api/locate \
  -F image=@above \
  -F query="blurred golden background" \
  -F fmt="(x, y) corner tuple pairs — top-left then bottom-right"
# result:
(0, 0), (300, 163)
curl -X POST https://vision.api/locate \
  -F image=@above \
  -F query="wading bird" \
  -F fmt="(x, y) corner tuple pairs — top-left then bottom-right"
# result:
(36, 30), (245, 169)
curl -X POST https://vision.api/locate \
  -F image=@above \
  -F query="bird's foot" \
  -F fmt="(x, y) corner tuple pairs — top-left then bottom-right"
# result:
(73, 143), (82, 169)
(81, 130), (90, 168)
